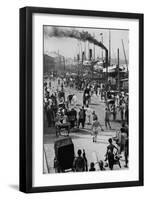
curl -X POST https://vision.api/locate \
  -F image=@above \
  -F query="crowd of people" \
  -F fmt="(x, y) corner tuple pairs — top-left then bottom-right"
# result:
(44, 75), (128, 129)
(43, 77), (99, 133)
(44, 75), (129, 136)
(44, 74), (129, 171)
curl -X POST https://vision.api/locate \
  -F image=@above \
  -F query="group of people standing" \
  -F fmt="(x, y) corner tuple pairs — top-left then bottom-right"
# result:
(104, 90), (129, 124)
(44, 78), (113, 140)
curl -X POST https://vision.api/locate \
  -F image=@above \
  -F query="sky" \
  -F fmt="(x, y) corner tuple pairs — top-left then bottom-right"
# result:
(44, 26), (129, 62)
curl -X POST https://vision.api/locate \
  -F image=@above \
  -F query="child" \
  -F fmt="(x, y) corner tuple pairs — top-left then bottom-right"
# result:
(89, 162), (96, 171)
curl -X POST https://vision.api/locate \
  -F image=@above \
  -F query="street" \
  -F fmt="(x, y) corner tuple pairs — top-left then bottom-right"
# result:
(43, 80), (126, 173)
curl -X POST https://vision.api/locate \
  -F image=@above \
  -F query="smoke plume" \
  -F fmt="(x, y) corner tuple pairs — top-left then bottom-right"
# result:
(44, 27), (107, 50)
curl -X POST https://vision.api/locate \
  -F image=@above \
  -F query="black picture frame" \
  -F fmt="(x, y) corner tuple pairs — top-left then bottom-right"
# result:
(19, 6), (144, 193)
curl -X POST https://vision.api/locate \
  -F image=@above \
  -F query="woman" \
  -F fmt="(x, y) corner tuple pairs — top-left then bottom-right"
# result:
(91, 117), (103, 142)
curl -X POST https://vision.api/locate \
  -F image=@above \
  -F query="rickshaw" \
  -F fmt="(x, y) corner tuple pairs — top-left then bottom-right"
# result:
(55, 113), (70, 137)
(55, 122), (70, 137)
(54, 137), (75, 172)
(67, 109), (77, 128)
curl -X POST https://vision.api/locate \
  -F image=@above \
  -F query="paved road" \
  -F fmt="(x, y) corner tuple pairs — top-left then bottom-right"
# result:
(43, 79), (127, 173)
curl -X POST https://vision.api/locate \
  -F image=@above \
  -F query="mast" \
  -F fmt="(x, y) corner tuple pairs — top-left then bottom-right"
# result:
(93, 33), (95, 60)
(80, 41), (82, 61)
(109, 30), (111, 66)
(122, 39), (128, 71)
(84, 42), (86, 60)
(93, 44), (95, 60)
(63, 56), (66, 76)
(100, 33), (103, 61)
(88, 41), (90, 60)
(78, 41), (81, 61)
(117, 48), (120, 92)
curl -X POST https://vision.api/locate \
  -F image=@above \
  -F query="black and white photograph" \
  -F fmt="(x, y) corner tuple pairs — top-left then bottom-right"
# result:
(43, 25), (129, 174)
(19, 6), (143, 193)
(0, 0), (145, 197)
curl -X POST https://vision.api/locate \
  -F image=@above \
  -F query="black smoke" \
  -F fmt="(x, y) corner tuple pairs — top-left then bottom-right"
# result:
(44, 27), (107, 50)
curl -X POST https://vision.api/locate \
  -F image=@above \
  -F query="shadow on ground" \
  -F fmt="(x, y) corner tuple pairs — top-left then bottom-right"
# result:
(9, 185), (19, 191)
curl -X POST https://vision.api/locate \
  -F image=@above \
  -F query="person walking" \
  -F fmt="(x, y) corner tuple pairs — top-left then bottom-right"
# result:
(78, 106), (86, 128)
(120, 102), (125, 122)
(111, 104), (116, 121)
(91, 117), (103, 142)
(105, 107), (112, 129)
(83, 86), (90, 106)
(92, 111), (98, 122)
(86, 105), (93, 125)
(105, 138), (118, 170)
